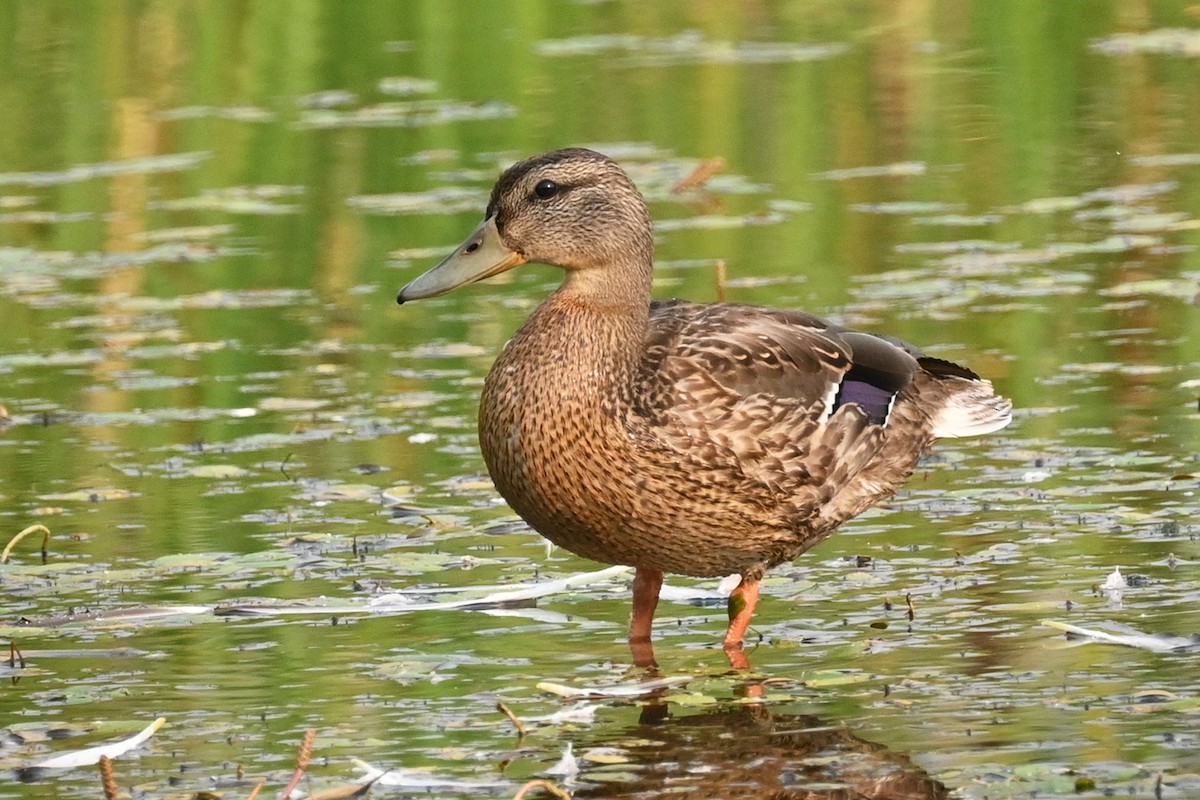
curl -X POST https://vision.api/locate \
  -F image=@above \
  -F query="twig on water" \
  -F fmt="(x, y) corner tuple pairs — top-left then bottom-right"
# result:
(512, 778), (572, 799)
(98, 755), (119, 800)
(671, 157), (726, 193)
(279, 728), (316, 799)
(246, 781), (265, 799)
(496, 701), (528, 738)
(714, 259), (727, 304)
(2, 523), (51, 564)
(905, 593), (916, 622)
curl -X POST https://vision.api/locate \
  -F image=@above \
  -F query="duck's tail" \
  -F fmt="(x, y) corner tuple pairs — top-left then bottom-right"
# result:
(918, 357), (1012, 438)
(808, 357), (1009, 535)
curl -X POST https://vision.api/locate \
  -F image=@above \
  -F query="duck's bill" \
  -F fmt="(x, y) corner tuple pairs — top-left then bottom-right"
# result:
(397, 217), (527, 304)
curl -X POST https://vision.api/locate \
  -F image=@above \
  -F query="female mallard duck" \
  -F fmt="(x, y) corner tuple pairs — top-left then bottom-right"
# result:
(398, 148), (1011, 667)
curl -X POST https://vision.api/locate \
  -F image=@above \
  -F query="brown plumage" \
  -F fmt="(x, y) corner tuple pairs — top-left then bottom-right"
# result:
(398, 148), (1011, 667)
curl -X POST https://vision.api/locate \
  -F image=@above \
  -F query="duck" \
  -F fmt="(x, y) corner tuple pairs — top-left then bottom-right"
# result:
(397, 148), (1011, 668)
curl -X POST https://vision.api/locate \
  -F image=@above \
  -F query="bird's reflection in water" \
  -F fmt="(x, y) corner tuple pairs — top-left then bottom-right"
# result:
(573, 698), (947, 800)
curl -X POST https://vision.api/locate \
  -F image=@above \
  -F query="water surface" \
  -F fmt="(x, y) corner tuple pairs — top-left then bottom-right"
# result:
(1, 3), (1198, 798)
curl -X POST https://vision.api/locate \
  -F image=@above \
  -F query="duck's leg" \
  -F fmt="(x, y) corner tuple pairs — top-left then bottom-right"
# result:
(723, 577), (760, 670)
(629, 567), (663, 667)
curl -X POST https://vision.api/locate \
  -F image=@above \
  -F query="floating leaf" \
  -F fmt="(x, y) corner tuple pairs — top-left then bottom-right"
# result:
(0, 152), (208, 188)
(258, 397), (328, 411)
(535, 31), (848, 64)
(814, 161), (925, 180)
(36, 488), (136, 502)
(217, 565), (631, 617)
(537, 676), (691, 698)
(350, 759), (510, 791)
(802, 670), (872, 688)
(1042, 619), (1200, 652)
(659, 692), (719, 707)
(378, 76), (439, 96)
(30, 717), (166, 769)
(1092, 28), (1200, 56)
(300, 99), (517, 130)
(187, 464), (251, 479)
(579, 747), (630, 765)
(348, 187), (483, 215)
(315, 483), (382, 501)
(1099, 278), (1197, 300)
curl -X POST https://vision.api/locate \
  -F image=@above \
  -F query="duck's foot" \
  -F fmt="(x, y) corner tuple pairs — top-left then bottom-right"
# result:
(723, 578), (760, 670)
(629, 567), (664, 667)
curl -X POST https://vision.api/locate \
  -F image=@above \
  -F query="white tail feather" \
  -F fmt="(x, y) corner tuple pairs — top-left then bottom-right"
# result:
(931, 380), (1012, 438)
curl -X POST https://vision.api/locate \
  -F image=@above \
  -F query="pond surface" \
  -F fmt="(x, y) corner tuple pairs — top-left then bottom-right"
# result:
(1, 2), (1198, 798)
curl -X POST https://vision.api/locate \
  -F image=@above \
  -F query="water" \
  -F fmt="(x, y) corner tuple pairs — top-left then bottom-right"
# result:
(1, 3), (1198, 797)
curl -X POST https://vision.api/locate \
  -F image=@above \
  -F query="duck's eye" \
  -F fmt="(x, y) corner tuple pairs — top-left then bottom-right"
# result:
(533, 179), (559, 199)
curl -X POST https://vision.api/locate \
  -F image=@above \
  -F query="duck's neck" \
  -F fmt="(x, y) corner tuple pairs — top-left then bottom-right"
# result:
(557, 254), (653, 313)
(502, 256), (653, 409)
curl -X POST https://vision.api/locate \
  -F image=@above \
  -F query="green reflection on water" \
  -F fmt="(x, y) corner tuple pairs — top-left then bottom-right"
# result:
(1, 2), (1198, 798)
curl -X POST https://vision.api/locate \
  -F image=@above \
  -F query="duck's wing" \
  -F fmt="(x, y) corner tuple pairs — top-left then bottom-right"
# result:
(632, 300), (1010, 528)
(629, 301), (908, 513)
(635, 300), (921, 435)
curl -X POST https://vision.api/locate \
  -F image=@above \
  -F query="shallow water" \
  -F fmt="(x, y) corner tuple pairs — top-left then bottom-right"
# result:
(1, 3), (1198, 798)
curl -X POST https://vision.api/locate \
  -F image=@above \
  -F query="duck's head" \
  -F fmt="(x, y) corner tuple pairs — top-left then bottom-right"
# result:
(397, 148), (654, 303)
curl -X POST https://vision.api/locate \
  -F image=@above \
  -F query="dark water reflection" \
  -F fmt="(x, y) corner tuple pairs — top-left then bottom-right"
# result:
(577, 701), (947, 800)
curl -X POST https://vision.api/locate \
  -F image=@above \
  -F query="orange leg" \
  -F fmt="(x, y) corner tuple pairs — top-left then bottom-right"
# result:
(723, 577), (760, 669)
(629, 567), (663, 667)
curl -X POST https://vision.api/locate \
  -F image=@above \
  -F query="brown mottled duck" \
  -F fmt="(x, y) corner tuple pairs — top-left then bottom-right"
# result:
(397, 148), (1011, 667)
